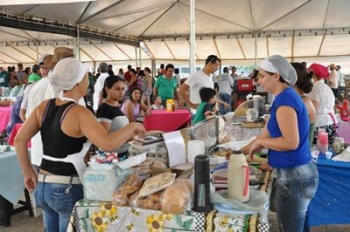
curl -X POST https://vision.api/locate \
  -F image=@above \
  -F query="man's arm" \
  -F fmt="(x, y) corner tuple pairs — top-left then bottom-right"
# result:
(153, 86), (158, 97)
(178, 82), (197, 109)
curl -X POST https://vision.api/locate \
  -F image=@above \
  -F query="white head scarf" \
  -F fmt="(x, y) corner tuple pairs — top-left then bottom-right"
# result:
(49, 58), (88, 94)
(259, 55), (297, 86)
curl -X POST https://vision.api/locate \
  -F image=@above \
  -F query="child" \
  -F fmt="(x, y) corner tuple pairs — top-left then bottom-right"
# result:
(192, 87), (217, 125)
(151, 95), (164, 110)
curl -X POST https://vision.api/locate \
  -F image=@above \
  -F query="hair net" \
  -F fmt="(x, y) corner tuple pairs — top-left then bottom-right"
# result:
(308, 63), (329, 79)
(49, 58), (88, 94)
(259, 55), (297, 86)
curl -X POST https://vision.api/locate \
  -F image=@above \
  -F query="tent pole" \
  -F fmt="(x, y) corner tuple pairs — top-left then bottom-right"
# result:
(35, 43), (39, 63)
(75, 24), (81, 61)
(152, 59), (156, 78)
(254, 33), (257, 68)
(189, 0), (196, 75)
(139, 47), (142, 68)
(135, 47), (138, 68)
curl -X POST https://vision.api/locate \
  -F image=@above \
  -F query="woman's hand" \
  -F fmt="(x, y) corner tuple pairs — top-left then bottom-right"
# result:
(131, 122), (147, 138)
(248, 139), (263, 161)
(145, 108), (151, 117)
(24, 170), (37, 193)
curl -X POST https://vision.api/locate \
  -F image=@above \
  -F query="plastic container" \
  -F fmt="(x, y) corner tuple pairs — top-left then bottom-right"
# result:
(166, 99), (175, 112)
(227, 150), (250, 202)
(333, 137), (345, 154)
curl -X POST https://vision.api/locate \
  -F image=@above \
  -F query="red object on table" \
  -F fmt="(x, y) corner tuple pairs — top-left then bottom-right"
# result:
(0, 106), (11, 133)
(8, 123), (31, 148)
(143, 109), (191, 132)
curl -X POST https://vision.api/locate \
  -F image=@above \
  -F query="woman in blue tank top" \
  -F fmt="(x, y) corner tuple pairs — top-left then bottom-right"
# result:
(242, 55), (319, 232)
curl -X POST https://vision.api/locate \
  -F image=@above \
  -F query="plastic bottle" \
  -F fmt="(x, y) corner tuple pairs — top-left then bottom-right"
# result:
(317, 130), (328, 154)
(227, 150), (250, 202)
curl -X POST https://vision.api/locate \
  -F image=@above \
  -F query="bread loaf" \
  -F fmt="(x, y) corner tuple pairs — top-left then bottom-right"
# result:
(161, 179), (192, 214)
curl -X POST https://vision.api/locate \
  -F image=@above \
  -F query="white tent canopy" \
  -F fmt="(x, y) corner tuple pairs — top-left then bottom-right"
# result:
(1, 0), (350, 70)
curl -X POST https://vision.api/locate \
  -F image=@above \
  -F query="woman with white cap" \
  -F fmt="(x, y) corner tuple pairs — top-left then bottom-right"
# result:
(14, 58), (146, 232)
(242, 55), (319, 232)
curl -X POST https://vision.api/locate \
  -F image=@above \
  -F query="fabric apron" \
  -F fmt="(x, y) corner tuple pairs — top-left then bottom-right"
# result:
(41, 142), (91, 183)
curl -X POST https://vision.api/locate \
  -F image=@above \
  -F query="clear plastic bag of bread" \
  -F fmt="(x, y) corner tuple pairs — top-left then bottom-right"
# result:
(112, 173), (142, 206)
(138, 172), (176, 197)
(128, 190), (163, 211)
(161, 179), (193, 214)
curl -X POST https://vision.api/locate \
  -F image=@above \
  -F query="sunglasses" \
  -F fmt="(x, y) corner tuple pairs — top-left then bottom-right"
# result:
(209, 55), (218, 63)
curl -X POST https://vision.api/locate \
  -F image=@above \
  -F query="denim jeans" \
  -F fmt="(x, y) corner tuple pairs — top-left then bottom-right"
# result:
(219, 93), (232, 115)
(34, 182), (84, 232)
(275, 161), (319, 232)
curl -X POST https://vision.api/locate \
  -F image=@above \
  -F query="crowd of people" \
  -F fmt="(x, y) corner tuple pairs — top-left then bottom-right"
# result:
(0, 49), (344, 232)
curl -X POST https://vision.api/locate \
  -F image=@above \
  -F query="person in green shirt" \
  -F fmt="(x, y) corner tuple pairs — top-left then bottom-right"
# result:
(27, 64), (42, 84)
(153, 64), (177, 107)
(192, 87), (217, 125)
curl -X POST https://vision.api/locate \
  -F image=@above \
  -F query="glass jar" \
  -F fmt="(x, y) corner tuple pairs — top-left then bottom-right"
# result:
(333, 137), (345, 154)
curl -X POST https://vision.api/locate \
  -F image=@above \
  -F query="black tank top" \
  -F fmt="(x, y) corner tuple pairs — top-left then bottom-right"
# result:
(40, 99), (87, 176)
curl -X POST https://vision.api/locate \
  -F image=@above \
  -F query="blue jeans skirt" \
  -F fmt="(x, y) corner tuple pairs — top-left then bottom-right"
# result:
(275, 161), (319, 232)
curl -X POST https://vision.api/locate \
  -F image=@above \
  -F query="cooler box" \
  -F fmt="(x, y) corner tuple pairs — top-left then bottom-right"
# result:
(236, 79), (253, 92)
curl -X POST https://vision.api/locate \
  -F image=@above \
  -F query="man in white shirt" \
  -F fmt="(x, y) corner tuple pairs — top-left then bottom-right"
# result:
(26, 54), (54, 167)
(178, 55), (221, 114)
(93, 62), (110, 111)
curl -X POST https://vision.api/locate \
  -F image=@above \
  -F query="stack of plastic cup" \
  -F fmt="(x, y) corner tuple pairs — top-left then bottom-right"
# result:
(317, 129), (328, 154)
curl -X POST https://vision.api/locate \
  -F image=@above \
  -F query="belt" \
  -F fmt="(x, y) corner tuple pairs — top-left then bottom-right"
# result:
(37, 173), (81, 185)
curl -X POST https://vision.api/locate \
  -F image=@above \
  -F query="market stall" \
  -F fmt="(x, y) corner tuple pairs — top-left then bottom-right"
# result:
(68, 170), (271, 232)
(66, 116), (272, 231)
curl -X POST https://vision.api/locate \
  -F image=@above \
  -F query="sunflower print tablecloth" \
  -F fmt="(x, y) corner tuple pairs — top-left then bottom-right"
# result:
(68, 199), (270, 232)
(69, 199), (204, 232)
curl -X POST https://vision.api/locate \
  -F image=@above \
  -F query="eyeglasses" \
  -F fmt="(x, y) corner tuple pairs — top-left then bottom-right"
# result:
(209, 55), (218, 63)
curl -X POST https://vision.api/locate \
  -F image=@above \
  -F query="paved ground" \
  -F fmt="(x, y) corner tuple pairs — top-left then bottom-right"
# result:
(1, 210), (350, 232)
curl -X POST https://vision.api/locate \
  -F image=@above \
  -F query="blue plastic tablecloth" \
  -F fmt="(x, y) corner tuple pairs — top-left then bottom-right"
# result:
(0, 150), (25, 204)
(308, 156), (350, 226)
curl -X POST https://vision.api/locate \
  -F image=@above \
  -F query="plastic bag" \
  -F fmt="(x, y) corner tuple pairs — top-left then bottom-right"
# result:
(138, 172), (176, 197)
(128, 190), (163, 211)
(112, 174), (142, 206)
(161, 179), (193, 214)
(83, 166), (132, 201)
